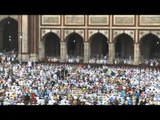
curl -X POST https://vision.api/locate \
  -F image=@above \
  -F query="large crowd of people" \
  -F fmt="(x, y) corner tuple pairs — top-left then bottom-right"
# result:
(42, 56), (84, 63)
(113, 58), (134, 65)
(66, 56), (83, 63)
(43, 56), (60, 62)
(141, 59), (160, 66)
(89, 56), (108, 64)
(0, 51), (160, 105)
(41, 54), (160, 67)
(0, 58), (160, 105)
(0, 50), (17, 63)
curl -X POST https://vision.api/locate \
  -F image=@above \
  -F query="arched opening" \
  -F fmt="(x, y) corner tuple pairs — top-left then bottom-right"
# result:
(140, 33), (160, 63)
(114, 33), (134, 59)
(89, 33), (109, 58)
(66, 32), (84, 62)
(43, 32), (60, 59)
(0, 17), (18, 52)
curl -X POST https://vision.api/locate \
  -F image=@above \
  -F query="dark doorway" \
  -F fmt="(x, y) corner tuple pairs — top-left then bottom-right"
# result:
(66, 32), (84, 57)
(44, 32), (60, 57)
(0, 17), (18, 52)
(90, 33), (108, 58)
(140, 33), (160, 59)
(115, 33), (134, 59)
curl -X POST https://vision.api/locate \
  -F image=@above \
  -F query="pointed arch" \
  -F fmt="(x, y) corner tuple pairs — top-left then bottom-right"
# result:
(140, 33), (160, 59)
(0, 17), (18, 52)
(88, 32), (109, 58)
(114, 33), (134, 59)
(42, 32), (60, 57)
(65, 32), (84, 57)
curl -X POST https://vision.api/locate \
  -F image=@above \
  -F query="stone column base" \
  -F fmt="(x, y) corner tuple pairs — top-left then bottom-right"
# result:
(60, 42), (67, 62)
(83, 59), (88, 63)
(133, 61), (139, 65)
(84, 42), (90, 63)
(60, 59), (65, 62)
(38, 42), (45, 60)
(29, 53), (38, 61)
(17, 54), (22, 61)
(17, 54), (29, 61)
(134, 43), (140, 66)
(108, 43), (115, 64)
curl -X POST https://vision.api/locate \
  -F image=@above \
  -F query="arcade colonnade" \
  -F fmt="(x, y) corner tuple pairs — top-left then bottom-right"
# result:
(0, 15), (160, 65)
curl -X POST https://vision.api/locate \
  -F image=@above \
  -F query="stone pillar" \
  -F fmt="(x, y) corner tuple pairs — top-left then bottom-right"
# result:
(28, 15), (38, 61)
(109, 42), (115, 64)
(84, 42), (90, 63)
(134, 43), (140, 65)
(18, 15), (22, 60)
(60, 41), (67, 62)
(38, 41), (45, 60)
(18, 15), (29, 61)
(0, 28), (3, 50)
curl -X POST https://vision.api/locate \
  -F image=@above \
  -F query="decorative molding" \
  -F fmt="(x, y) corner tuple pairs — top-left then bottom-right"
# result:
(150, 31), (160, 38)
(64, 29), (84, 39)
(88, 15), (109, 26)
(0, 15), (18, 21)
(64, 15), (84, 26)
(8, 15), (19, 21)
(41, 29), (61, 38)
(99, 30), (109, 38)
(41, 15), (61, 25)
(139, 30), (160, 39)
(88, 29), (109, 39)
(113, 15), (135, 26)
(139, 30), (150, 39)
(64, 29), (74, 38)
(74, 29), (84, 38)
(113, 30), (135, 40)
(139, 15), (160, 26)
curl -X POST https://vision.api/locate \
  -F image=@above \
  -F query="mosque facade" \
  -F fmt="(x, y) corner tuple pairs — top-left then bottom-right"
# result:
(0, 15), (160, 65)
